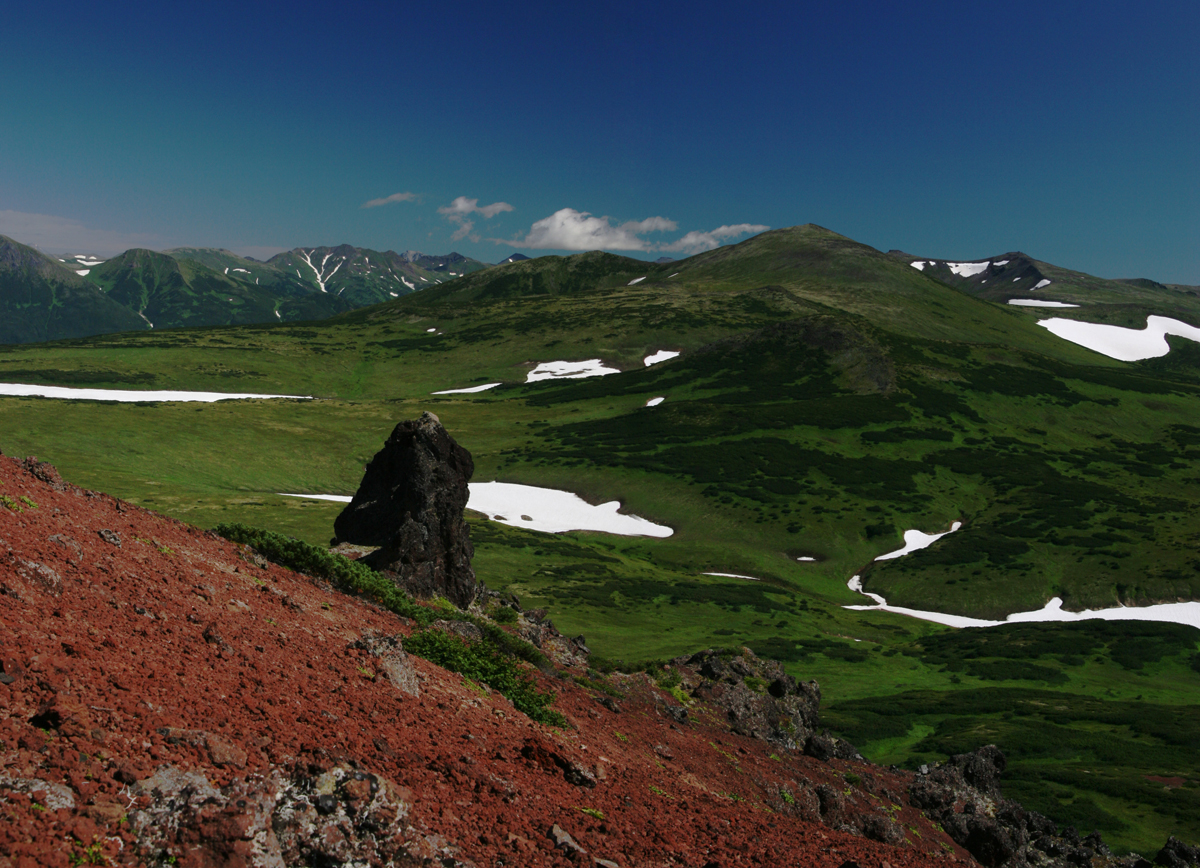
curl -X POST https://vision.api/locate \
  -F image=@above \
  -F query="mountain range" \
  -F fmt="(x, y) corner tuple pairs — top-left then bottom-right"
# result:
(0, 236), (493, 344)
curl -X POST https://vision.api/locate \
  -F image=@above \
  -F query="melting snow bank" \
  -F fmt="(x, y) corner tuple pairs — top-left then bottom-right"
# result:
(1038, 315), (1200, 361)
(846, 578), (1200, 631)
(279, 483), (673, 537)
(432, 383), (502, 394)
(844, 576), (1001, 628)
(644, 350), (680, 366)
(875, 522), (962, 560)
(0, 384), (312, 403)
(527, 359), (620, 382)
(467, 482), (673, 537)
(1008, 299), (1079, 308)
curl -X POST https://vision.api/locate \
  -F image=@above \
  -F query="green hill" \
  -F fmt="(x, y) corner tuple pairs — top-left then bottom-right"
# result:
(0, 235), (147, 344)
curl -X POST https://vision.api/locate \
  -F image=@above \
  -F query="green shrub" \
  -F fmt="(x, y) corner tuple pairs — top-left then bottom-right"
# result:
(215, 522), (438, 625)
(404, 629), (565, 727)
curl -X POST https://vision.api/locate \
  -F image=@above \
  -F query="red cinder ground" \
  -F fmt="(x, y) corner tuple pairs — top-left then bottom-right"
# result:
(0, 453), (972, 867)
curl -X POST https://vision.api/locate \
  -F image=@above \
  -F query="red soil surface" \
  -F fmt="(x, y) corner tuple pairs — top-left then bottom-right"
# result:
(0, 453), (972, 867)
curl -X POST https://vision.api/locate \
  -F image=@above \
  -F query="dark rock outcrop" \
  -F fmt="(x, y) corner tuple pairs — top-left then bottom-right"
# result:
(673, 647), (821, 750)
(911, 745), (1158, 868)
(334, 412), (477, 607)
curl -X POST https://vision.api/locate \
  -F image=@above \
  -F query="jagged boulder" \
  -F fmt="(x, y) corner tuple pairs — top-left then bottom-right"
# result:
(673, 647), (821, 750)
(333, 412), (477, 607)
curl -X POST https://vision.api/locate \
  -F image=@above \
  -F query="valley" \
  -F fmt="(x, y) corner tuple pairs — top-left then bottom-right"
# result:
(2, 224), (1199, 853)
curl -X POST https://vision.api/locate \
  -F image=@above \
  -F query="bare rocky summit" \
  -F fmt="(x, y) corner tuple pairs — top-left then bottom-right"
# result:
(333, 412), (478, 607)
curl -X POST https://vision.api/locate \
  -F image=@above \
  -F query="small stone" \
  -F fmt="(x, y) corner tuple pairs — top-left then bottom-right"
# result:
(97, 529), (121, 547)
(549, 824), (587, 857)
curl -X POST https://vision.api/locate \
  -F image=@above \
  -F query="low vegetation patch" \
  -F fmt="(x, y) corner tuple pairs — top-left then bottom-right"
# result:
(214, 523), (562, 725)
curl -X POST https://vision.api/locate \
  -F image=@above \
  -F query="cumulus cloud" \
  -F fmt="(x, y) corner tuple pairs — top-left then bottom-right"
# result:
(361, 191), (418, 209)
(438, 196), (515, 241)
(0, 209), (159, 256)
(510, 208), (678, 251)
(505, 208), (766, 254)
(661, 223), (771, 254)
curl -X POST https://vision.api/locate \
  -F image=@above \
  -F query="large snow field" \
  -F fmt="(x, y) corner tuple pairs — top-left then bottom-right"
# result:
(467, 482), (673, 537)
(0, 384), (312, 403)
(526, 359), (620, 382)
(280, 482), (674, 538)
(1008, 299), (1079, 308)
(1038, 315), (1200, 361)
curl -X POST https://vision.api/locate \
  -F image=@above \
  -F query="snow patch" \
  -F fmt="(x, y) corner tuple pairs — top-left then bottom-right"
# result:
(643, 350), (680, 366)
(875, 521), (962, 561)
(845, 579), (1200, 631)
(703, 572), (762, 582)
(628, 276), (646, 285)
(1037, 315), (1200, 361)
(0, 384), (311, 403)
(949, 262), (989, 277)
(279, 493), (351, 503)
(993, 260), (1009, 266)
(668, 272), (680, 278)
(796, 556), (816, 562)
(75, 269), (90, 276)
(401, 277), (415, 290)
(1033, 279), (1052, 290)
(467, 481), (673, 537)
(232, 267), (250, 273)
(426, 328), (437, 332)
(645, 397), (665, 407)
(1008, 299), (1079, 308)
(432, 383), (502, 394)
(527, 359), (620, 382)
(910, 261), (926, 271)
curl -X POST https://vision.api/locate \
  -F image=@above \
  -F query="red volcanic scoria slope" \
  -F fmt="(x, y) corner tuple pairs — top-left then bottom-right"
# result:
(0, 451), (977, 867)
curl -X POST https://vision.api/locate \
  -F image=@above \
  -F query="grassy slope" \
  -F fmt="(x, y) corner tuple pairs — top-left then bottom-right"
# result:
(0, 224), (1198, 851)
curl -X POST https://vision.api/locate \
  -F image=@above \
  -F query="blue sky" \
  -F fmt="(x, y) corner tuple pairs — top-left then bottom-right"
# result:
(1, 1), (1196, 281)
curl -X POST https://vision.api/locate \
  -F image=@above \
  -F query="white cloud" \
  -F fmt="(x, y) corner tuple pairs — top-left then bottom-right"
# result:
(438, 196), (514, 241)
(361, 191), (418, 209)
(661, 223), (771, 254)
(510, 208), (678, 251)
(0, 209), (159, 256)
(506, 208), (766, 254)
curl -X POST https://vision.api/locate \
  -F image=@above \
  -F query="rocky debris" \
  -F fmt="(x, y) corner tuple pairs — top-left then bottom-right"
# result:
(673, 646), (822, 750)
(334, 412), (478, 607)
(805, 730), (865, 762)
(351, 631), (421, 696)
(514, 606), (592, 668)
(549, 823), (588, 859)
(19, 456), (68, 491)
(97, 528), (121, 546)
(128, 762), (451, 867)
(521, 737), (598, 788)
(910, 746), (1155, 868)
(1158, 837), (1200, 868)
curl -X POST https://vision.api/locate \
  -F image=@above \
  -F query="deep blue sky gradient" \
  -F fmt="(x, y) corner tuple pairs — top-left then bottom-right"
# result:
(1, 0), (1196, 281)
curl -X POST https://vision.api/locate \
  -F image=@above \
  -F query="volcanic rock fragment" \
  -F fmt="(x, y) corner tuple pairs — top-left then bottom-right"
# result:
(334, 412), (477, 607)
